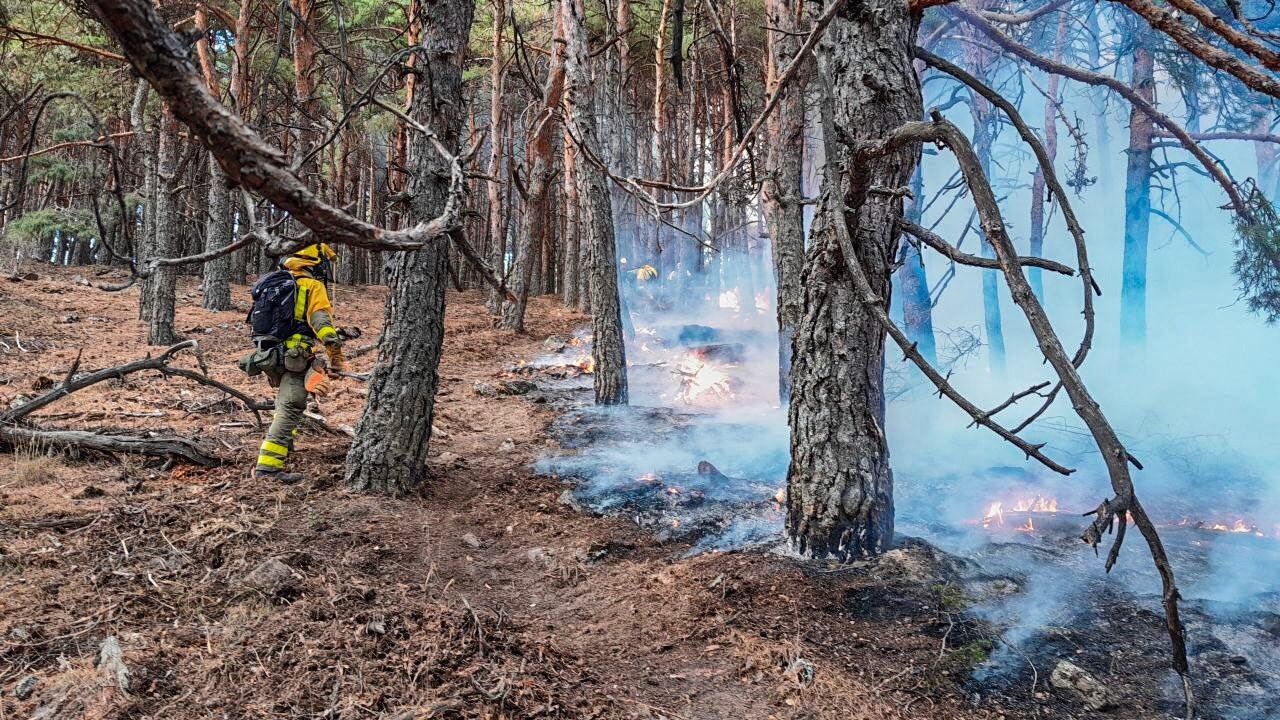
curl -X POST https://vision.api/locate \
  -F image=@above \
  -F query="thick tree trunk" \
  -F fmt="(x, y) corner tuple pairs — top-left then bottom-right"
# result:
(148, 111), (180, 346)
(1121, 39), (1155, 346)
(345, 0), (475, 494)
(763, 0), (809, 403)
(562, 0), (627, 405)
(562, 133), (582, 309)
(202, 163), (233, 308)
(785, 0), (920, 561)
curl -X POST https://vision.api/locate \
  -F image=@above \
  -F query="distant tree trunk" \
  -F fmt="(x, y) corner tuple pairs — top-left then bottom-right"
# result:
(1121, 34), (1154, 346)
(194, 2), (233, 309)
(345, 0), (475, 494)
(562, 0), (627, 405)
(1085, 4), (1110, 183)
(1256, 109), (1279, 199)
(897, 161), (936, 364)
(148, 111), (180, 345)
(762, 0), (809, 403)
(785, 0), (920, 561)
(499, 5), (566, 331)
(963, 5), (1005, 371)
(1027, 12), (1068, 304)
(562, 132), (582, 309)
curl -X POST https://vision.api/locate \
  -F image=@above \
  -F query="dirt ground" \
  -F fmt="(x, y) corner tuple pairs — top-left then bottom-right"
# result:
(0, 265), (1007, 719)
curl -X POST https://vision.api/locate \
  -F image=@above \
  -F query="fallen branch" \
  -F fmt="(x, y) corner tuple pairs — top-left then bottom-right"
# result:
(0, 425), (220, 466)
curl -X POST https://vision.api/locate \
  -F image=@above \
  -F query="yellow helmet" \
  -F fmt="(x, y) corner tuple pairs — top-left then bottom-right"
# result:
(635, 264), (657, 282)
(282, 243), (339, 279)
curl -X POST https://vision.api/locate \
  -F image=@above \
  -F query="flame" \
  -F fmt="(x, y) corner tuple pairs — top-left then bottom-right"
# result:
(1012, 496), (1059, 513)
(673, 355), (735, 405)
(982, 502), (1004, 528)
(718, 288), (741, 312)
(577, 355), (595, 373)
(1017, 517), (1036, 532)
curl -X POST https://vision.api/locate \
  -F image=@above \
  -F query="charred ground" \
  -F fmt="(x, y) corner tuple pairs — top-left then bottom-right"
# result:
(0, 266), (1204, 719)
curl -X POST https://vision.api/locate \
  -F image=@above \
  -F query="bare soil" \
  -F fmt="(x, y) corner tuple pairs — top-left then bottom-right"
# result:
(1, 265), (1005, 719)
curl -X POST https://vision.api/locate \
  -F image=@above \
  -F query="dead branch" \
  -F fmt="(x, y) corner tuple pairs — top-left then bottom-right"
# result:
(898, 218), (1074, 275)
(1112, 0), (1280, 95)
(950, 4), (1249, 219)
(843, 113), (1192, 715)
(84, 0), (464, 256)
(0, 425), (220, 466)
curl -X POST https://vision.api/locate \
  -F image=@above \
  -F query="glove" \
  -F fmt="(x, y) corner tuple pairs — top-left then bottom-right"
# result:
(305, 366), (332, 397)
(326, 341), (347, 373)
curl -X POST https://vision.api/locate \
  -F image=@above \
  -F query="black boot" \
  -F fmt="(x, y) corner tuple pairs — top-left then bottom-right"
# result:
(253, 466), (304, 485)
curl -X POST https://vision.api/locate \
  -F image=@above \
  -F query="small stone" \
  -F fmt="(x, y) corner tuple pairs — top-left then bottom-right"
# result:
(496, 379), (536, 395)
(461, 533), (482, 549)
(13, 675), (37, 699)
(542, 335), (568, 351)
(1050, 660), (1110, 711)
(364, 619), (386, 635)
(498, 439), (516, 453)
(72, 275), (90, 286)
(60, 314), (79, 324)
(241, 557), (299, 592)
(472, 382), (498, 397)
(437, 451), (462, 466)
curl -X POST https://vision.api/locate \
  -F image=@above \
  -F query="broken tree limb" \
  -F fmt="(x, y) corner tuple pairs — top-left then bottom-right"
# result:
(949, 4), (1249, 220)
(842, 113), (1192, 716)
(898, 219), (1074, 275)
(0, 425), (221, 466)
(84, 0), (466, 256)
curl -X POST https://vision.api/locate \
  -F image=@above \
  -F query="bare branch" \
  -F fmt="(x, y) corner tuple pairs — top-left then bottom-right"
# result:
(899, 218), (1075, 275)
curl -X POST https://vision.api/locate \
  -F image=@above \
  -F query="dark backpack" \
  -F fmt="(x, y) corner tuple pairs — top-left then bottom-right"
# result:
(247, 270), (304, 343)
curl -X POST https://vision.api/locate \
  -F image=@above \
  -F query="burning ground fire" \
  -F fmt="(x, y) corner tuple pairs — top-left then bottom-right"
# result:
(979, 495), (1061, 533)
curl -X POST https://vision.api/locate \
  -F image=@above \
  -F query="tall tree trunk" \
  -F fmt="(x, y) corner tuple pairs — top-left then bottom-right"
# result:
(562, 0), (628, 405)
(1027, 12), (1068, 304)
(1120, 35), (1154, 346)
(345, 0), (475, 493)
(785, 0), (921, 561)
(762, 0), (809, 402)
(196, 2), (233, 309)
(499, 6), (566, 331)
(148, 110), (180, 345)
(562, 131), (581, 309)
(486, 0), (508, 314)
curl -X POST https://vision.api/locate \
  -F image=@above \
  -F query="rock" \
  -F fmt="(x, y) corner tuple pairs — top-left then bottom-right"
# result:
(784, 658), (816, 689)
(1050, 660), (1110, 711)
(97, 635), (130, 691)
(13, 675), (37, 699)
(364, 619), (386, 635)
(242, 557), (299, 592)
(460, 533), (482, 549)
(497, 379), (536, 395)
(72, 275), (91, 286)
(542, 335), (568, 352)
(558, 489), (589, 514)
(437, 451), (462, 466)
(526, 547), (555, 569)
(472, 382), (499, 397)
(497, 439), (516, 453)
(60, 314), (80, 324)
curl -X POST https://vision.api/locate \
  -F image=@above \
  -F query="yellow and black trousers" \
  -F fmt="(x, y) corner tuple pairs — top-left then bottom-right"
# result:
(255, 336), (314, 473)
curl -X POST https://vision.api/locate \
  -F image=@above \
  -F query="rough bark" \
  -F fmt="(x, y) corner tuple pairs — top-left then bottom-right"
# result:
(486, 0), (508, 314)
(344, 0), (475, 494)
(148, 111), (180, 346)
(499, 5), (566, 331)
(1121, 36), (1154, 346)
(785, 0), (921, 561)
(563, 0), (628, 404)
(762, 0), (809, 403)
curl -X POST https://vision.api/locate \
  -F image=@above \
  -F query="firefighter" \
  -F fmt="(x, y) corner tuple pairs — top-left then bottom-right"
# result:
(241, 243), (346, 483)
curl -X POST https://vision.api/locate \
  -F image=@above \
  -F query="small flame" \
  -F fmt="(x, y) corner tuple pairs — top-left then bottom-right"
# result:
(1018, 517), (1036, 533)
(982, 502), (1004, 528)
(718, 288), (741, 312)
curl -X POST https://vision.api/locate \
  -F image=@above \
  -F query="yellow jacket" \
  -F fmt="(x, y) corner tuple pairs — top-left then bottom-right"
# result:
(282, 254), (338, 345)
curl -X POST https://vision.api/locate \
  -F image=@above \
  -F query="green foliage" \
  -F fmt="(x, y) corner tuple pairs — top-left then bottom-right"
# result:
(2, 207), (95, 255)
(1232, 190), (1280, 323)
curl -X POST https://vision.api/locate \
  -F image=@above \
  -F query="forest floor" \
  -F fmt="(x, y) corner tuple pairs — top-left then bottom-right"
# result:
(1, 265), (1024, 719)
